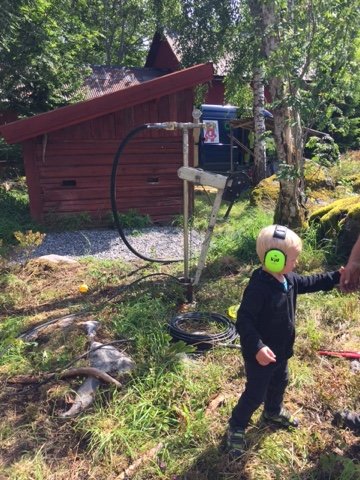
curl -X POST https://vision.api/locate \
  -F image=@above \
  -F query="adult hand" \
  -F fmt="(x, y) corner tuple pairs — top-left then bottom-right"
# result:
(256, 346), (276, 366)
(340, 261), (360, 292)
(340, 236), (360, 292)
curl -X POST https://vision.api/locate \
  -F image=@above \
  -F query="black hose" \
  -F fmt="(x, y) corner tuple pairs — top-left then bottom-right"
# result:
(110, 124), (180, 263)
(168, 312), (239, 350)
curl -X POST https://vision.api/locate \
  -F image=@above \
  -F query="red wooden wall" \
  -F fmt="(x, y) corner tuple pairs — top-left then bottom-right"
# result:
(23, 89), (195, 224)
(204, 78), (225, 105)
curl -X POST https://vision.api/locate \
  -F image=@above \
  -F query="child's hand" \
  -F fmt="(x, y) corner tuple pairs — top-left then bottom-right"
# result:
(256, 346), (277, 366)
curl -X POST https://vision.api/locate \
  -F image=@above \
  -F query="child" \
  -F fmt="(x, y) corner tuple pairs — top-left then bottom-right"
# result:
(227, 224), (341, 457)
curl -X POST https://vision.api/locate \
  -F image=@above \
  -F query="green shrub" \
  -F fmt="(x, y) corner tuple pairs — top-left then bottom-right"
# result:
(0, 183), (40, 245)
(0, 138), (23, 179)
(305, 135), (340, 167)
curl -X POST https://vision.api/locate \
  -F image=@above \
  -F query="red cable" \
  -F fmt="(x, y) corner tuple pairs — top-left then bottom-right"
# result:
(317, 350), (360, 359)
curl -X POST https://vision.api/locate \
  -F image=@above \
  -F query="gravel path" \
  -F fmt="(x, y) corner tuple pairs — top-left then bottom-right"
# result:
(15, 227), (205, 263)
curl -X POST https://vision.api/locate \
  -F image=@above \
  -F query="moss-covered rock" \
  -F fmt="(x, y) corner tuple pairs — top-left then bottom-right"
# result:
(342, 173), (360, 192)
(250, 175), (279, 208)
(309, 196), (360, 256)
(304, 162), (335, 190)
(306, 188), (333, 207)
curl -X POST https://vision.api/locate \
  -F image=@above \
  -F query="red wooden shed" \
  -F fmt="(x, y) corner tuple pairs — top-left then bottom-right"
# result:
(0, 63), (213, 224)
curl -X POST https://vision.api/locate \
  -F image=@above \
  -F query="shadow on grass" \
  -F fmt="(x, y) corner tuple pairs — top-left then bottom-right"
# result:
(289, 443), (360, 480)
(172, 442), (253, 480)
(174, 420), (360, 480)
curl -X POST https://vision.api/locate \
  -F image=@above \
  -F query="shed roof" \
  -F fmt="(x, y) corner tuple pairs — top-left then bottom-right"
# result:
(0, 63), (213, 144)
(81, 66), (166, 100)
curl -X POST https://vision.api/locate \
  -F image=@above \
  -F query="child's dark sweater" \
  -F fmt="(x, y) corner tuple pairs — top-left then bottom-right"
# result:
(236, 267), (340, 361)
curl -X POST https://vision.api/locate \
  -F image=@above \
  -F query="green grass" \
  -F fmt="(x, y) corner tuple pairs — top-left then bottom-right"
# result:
(0, 163), (359, 479)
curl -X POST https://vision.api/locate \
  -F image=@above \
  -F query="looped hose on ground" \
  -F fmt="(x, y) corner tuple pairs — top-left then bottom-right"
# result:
(168, 312), (239, 350)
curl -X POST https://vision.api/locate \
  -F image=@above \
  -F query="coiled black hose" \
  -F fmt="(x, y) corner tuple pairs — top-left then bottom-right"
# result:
(110, 124), (180, 263)
(168, 312), (239, 350)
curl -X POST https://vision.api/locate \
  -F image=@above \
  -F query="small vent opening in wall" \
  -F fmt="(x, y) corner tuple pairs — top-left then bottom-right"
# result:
(147, 177), (159, 184)
(62, 180), (77, 187)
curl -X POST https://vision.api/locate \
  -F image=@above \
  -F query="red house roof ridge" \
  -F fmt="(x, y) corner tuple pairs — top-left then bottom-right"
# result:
(0, 63), (213, 144)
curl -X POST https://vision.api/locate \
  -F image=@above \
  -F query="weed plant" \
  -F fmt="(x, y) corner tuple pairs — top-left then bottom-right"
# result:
(0, 181), (40, 248)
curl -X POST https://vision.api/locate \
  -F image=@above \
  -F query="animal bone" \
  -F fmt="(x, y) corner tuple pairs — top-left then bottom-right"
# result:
(60, 336), (135, 417)
(59, 376), (100, 418)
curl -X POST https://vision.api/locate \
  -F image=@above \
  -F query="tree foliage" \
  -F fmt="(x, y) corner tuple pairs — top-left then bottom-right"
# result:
(0, 0), (98, 115)
(162, 0), (360, 227)
(80, 0), (156, 66)
(0, 0), (157, 116)
(161, 0), (238, 68)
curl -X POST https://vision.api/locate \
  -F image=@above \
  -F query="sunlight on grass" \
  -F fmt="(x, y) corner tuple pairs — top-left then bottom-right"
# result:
(208, 205), (273, 263)
(4, 452), (52, 480)
(1, 163), (359, 479)
(288, 358), (315, 389)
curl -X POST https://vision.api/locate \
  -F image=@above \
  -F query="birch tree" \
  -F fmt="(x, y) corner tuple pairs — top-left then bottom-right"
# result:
(256, 1), (305, 227)
(251, 0), (360, 226)
(166, 0), (360, 228)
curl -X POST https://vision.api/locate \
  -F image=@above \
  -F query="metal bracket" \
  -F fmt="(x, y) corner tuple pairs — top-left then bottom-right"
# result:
(177, 166), (229, 286)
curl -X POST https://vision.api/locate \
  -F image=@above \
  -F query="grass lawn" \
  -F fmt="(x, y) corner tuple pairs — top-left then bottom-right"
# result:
(0, 156), (359, 479)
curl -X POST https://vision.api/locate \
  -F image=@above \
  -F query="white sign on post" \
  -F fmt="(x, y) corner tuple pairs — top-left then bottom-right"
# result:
(203, 120), (219, 144)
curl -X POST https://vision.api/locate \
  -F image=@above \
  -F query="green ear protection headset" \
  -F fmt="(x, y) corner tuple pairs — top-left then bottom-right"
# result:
(264, 225), (287, 273)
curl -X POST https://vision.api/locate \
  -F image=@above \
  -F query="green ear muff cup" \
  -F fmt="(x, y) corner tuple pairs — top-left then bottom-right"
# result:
(264, 248), (286, 273)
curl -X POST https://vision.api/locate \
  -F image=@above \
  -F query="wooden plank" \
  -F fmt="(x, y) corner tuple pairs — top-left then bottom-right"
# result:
(42, 147), (182, 156)
(90, 113), (116, 139)
(41, 183), (182, 193)
(39, 135), (183, 146)
(43, 198), (182, 212)
(35, 140), (184, 157)
(43, 185), (183, 201)
(39, 165), (182, 177)
(36, 153), (183, 168)
(37, 138), (183, 147)
(38, 163), (182, 174)
(40, 171), (182, 182)
(41, 178), (182, 190)
(43, 197), (182, 209)
(43, 193), (183, 204)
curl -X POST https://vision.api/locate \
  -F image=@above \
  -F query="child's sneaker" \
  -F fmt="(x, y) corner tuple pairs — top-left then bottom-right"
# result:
(226, 426), (247, 458)
(262, 408), (299, 429)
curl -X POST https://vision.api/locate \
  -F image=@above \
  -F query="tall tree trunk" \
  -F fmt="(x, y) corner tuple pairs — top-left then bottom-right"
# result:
(272, 106), (304, 228)
(260, 2), (306, 228)
(252, 66), (267, 184)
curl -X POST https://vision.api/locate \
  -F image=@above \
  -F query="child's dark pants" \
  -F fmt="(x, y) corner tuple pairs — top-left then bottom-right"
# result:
(229, 359), (289, 430)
